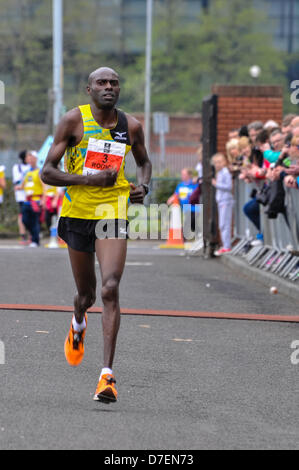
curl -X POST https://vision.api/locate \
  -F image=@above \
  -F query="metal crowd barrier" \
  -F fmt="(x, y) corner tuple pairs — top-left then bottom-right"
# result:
(231, 180), (299, 283)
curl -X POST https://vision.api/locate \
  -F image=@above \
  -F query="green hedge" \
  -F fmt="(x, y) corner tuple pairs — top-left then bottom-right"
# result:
(0, 180), (19, 236)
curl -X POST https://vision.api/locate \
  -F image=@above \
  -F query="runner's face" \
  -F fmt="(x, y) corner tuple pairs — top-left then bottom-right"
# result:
(88, 74), (120, 109)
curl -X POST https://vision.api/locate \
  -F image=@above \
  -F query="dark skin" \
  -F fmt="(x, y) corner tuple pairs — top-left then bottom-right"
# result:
(41, 67), (152, 368)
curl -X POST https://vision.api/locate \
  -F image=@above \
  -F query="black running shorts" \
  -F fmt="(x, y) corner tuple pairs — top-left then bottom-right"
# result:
(58, 217), (129, 253)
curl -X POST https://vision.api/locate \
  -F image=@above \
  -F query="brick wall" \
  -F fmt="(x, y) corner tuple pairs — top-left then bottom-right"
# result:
(0, 114), (202, 156)
(133, 113), (202, 154)
(212, 85), (283, 154)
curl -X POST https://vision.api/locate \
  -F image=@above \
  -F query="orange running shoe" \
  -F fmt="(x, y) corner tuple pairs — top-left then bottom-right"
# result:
(64, 314), (88, 367)
(93, 374), (118, 404)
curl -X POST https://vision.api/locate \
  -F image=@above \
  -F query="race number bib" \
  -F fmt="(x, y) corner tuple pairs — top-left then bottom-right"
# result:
(83, 138), (126, 176)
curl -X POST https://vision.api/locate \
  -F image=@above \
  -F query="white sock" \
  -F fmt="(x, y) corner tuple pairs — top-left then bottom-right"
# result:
(72, 315), (86, 333)
(100, 368), (113, 380)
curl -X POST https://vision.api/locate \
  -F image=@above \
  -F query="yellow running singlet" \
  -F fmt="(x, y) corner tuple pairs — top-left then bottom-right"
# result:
(60, 105), (132, 220)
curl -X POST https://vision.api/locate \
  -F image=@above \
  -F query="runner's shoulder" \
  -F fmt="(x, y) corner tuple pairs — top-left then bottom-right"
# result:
(59, 107), (82, 129)
(125, 113), (143, 134)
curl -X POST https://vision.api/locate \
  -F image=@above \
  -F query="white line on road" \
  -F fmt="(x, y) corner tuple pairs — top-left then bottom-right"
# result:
(0, 245), (24, 250)
(126, 262), (153, 266)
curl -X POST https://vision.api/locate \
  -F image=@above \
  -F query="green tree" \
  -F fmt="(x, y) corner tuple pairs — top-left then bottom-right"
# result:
(0, 0), (52, 146)
(122, 0), (288, 113)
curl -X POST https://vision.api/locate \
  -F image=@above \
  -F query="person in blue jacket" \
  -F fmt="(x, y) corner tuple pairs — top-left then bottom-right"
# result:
(167, 168), (198, 237)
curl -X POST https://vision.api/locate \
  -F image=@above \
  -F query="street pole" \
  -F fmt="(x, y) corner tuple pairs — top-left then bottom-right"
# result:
(288, 0), (294, 54)
(53, 0), (63, 132)
(144, 0), (153, 152)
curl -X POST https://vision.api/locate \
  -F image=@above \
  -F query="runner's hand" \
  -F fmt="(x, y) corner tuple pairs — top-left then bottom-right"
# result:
(130, 183), (146, 204)
(88, 169), (118, 187)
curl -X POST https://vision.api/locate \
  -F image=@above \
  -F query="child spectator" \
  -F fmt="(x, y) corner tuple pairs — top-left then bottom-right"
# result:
(226, 138), (240, 174)
(167, 168), (199, 236)
(238, 136), (252, 169)
(226, 139), (239, 165)
(211, 153), (234, 255)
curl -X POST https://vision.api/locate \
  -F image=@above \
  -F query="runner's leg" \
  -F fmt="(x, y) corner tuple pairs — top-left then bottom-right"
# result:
(68, 246), (97, 323)
(95, 238), (127, 369)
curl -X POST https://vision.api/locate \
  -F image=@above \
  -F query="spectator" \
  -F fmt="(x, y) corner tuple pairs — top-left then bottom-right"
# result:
(42, 184), (59, 235)
(264, 120), (280, 134)
(211, 153), (234, 255)
(12, 150), (31, 244)
(270, 129), (284, 152)
(291, 116), (299, 129)
(273, 133), (293, 169)
(256, 129), (270, 153)
(240, 148), (266, 245)
(167, 168), (198, 236)
(289, 134), (299, 163)
(263, 129), (284, 166)
(195, 145), (203, 181)
(0, 164), (6, 208)
(228, 128), (239, 140)
(248, 121), (264, 145)
(238, 136), (252, 168)
(284, 136), (299, 178)
(226, 138), (240, 165)
(292, 124), (299, 139)
(239, 125), (249, 138)
(282, 114), (296, 137)
(17, 150), (43, 247)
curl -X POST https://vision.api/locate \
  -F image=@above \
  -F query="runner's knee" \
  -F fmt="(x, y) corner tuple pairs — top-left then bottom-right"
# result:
(101, 277), (119, 303)
(77, 290), (96, 310)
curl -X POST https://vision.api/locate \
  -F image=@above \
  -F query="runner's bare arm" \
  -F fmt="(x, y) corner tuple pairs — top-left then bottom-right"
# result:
(41, 109), (117, 188)
(128, 116), (152, 203)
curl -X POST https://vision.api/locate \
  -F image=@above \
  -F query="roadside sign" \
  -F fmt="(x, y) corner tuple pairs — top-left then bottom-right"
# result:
(153, 112), (169, 135)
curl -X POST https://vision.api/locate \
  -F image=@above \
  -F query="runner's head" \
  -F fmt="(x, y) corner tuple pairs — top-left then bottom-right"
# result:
(87, 67), (120, 110)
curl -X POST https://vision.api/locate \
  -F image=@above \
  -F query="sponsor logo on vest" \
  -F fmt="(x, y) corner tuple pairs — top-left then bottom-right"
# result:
(114, 132), (127, 141)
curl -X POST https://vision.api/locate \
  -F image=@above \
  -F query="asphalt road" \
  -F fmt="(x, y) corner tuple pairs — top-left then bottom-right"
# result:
(0, 241), (299, 450)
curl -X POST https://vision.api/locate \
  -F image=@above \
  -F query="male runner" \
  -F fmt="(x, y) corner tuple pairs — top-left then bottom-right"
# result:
(41, 67), (152, 403)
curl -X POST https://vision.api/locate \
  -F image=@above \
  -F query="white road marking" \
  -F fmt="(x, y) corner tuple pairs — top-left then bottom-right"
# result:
(126, 262), (153, 266)
(0, 245), (24, 250)
(172, 338), (193, 342)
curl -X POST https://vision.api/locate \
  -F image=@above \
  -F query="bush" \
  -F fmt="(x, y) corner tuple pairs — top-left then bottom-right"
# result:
(0, 180), (19, 236)
(150, 177), (180, 205)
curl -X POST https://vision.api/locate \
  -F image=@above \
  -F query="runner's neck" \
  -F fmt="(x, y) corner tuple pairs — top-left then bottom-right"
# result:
(89, 104), (118, 130)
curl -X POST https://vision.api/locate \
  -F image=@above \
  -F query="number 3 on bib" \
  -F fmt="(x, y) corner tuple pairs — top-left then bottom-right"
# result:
(83, 138), (126, 176)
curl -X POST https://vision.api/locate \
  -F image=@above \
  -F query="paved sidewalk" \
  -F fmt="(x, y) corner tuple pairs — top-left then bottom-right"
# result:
(220, 252), (299, 302)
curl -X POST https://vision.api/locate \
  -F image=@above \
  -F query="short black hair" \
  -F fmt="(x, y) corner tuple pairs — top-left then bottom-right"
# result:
(284, 132), (293, 146)
(250, 148), (264, 168)
(19, 150), (27, 164)
(239, 125), (249, 137)
(256, 129), (269, 144)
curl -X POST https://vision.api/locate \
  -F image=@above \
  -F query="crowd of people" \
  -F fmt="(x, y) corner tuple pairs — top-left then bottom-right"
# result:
(166, 114), (299, 256)
(0, 150), (64, 246)
(213, 113), (299, 255)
